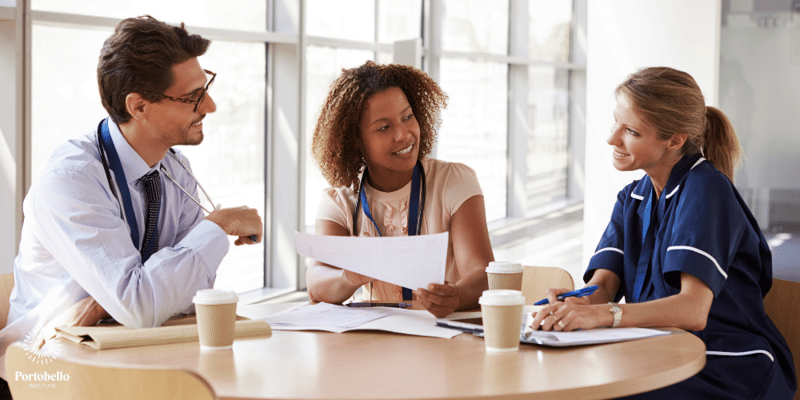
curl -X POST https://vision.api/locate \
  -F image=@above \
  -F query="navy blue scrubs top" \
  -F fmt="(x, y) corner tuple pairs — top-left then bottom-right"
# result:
(585, 154), (796, 399)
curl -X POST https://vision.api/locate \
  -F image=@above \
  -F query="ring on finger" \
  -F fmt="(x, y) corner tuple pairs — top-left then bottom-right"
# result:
(557, 320), (566, 329)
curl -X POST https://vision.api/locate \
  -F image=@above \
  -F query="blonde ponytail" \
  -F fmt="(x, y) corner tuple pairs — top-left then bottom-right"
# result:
(704, 106), (742, 182)
(616, 67), (743, 182)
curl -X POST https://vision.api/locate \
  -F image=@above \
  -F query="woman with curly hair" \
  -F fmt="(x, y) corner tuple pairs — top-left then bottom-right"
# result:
(306, 61), (494, 318)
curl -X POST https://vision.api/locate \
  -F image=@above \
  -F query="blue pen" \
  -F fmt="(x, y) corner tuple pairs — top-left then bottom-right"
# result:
(534, 285), (599, 305)
(346, 302), (412, 308)
(249, 235), (258, 243)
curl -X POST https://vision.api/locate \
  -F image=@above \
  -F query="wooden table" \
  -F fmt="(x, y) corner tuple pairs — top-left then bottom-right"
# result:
(52, 304), (706, 400)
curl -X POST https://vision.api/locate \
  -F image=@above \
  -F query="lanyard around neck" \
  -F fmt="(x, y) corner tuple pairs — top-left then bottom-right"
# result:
(354, 161), (425, 301)
(97, 118), (141, 250)
(354, 161), (425, 237)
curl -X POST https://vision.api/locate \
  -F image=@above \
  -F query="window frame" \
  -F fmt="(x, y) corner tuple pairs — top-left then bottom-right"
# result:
(2, 0), (587, 300)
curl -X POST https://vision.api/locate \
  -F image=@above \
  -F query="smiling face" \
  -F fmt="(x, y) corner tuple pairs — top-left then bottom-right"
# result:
(359, 87), (421, 192)
(608, 93), (679, 182)
(147, 57), (217, 147)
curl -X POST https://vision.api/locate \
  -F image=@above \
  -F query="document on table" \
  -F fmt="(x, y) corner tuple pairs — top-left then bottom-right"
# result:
(254, 302), (461, 339)
(520, 328), (671, 347)
(294, 231), (448, 290)
(436, 311), (671, 347)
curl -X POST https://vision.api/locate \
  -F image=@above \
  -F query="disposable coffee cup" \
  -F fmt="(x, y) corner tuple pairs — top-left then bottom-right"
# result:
(479, 290), (525, 352)
(486, 262), (524, 291)
(193, 289), (239, 351)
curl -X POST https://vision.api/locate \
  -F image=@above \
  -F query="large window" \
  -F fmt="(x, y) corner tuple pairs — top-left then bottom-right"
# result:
(437, 59), (509, 221)
(720, 4), (800, 277)
(304, 46), (374, 226)
(4, 0), (585, 297)
(31, 0), (267, 31)
(27, 3), (268, 293)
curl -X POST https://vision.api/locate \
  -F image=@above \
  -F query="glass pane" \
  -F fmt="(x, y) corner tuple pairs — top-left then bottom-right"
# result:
(304, 46), (375, 231)
(180, 41), (266, 293)
(442, 0), (508, 54)
(31, 25), (266, 293)
(306, 0), (375, 41)
(31, 25), (110, 175)
(376, 51), (393, 65)
(528, 0), (572, 63)
(378, 0), (422, 43)
(720, 11), (800, 274)
(31, 0), (267, 32)
(527, 67), (569, 212)
(437, 59), (507, 222)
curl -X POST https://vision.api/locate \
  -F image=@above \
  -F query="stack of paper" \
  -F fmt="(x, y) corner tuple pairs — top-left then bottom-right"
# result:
(262, 303), (402, 330)
(255, 302), (462, 339)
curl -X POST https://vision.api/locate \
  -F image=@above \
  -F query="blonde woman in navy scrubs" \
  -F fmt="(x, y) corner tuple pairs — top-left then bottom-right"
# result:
(531, 67), (795, 399)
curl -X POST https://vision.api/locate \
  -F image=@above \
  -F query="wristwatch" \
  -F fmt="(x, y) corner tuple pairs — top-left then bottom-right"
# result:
(609, 303), (622, 328)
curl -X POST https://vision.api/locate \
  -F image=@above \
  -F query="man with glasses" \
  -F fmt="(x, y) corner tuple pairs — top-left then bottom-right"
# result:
(0, 15), (262, 391)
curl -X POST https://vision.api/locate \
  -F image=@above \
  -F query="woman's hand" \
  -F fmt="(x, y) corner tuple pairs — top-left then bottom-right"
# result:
(530, 296), (606, 332)
(306, 220), (371, 304)
(540, 287), (573, 305)
(342, 270), (374, 288)
(415, 283), (460, 318)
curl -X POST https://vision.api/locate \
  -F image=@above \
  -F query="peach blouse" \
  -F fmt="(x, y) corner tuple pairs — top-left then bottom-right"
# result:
(315, 157), (483, 301)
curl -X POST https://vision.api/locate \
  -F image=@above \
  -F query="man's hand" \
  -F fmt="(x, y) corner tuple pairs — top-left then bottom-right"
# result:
(35, 296), (110, 349)
(205, 206), (263, 245)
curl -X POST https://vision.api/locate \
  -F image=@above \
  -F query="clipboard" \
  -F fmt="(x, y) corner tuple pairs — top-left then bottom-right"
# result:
(436, 317), (671, 347)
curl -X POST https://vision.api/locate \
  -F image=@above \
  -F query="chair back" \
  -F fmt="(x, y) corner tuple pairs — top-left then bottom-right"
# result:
(5, 342), (217, 400)
(521, 266), (574, 305)
(763, 278), (800, 400)
(0, 273), (14, 330)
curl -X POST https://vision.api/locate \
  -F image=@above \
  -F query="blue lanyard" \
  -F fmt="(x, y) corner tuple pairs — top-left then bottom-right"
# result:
(97, 118), (141, 250)
(354, 161), (425, 300)
(356, 161), (424, 237)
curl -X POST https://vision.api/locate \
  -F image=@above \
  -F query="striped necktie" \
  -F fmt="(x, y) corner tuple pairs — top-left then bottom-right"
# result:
(140, 170), (161, 263)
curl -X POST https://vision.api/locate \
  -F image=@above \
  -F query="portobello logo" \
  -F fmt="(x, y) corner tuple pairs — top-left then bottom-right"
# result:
(14, 370), (70, 382)
(20, 329), (62, 365)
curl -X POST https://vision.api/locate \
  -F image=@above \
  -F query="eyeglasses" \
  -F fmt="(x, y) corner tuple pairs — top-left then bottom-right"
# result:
(160, 69), (216, 113)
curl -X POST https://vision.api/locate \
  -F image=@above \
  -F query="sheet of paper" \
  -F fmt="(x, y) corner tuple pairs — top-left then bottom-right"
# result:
(251, 302), (461, 339)
(260, 302), (402, 330)
(521, 327), (670, 347)
(295, 231), (448, 290)
(355, 309), (461, 338)
(442, 305), (542, 321)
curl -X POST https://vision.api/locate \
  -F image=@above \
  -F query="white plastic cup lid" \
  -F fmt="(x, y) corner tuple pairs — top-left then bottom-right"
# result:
(193, 289), (238, 305)
(485, 261), (523, 274)
(479, 289), (525, 306)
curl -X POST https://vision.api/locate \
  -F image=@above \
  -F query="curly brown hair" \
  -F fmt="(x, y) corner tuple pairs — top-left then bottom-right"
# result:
(312, 61), (447, 189)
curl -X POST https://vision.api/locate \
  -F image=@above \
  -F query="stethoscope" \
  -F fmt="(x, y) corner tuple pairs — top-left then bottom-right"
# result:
(352, 161), (426, 300)
(96, 118), (220, 250)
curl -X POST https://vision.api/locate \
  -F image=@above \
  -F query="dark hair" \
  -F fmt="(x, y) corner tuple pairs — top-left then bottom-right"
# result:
(615, 67), (742, 181)
(311, 61), (447, 189)
(97, 15), (210, 124)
